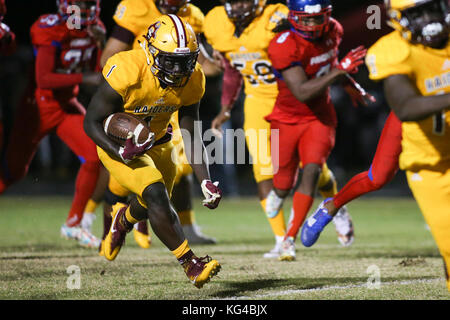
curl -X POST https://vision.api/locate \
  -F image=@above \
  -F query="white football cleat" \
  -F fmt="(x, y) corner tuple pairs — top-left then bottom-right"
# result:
(332, 205), (354, 247)
(265, 190), (284, 218)
(182, 224), (217, 244)
(279, 237), (296, 261)
(78, 228), (101, 248)
(60, 224), (82, 241)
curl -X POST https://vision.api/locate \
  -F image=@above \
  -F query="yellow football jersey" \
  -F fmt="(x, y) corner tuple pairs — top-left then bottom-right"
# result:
(113, 0), (205, 50)
(366, 31), (450, 171)
(102, 45), (206, 141)
(204, 4), (288, 99)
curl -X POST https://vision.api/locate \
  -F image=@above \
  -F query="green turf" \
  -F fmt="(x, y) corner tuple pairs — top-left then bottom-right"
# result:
(0, 195), (448, 300)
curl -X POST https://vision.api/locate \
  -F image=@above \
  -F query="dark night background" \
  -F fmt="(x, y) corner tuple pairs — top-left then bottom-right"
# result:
(0, 0), (411, 197)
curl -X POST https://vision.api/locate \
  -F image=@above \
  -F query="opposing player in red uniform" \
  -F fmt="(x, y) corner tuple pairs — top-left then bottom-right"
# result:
(0, 0), (104, 247)
(302, 111), (402, 247)
(266, 0), (371, 260)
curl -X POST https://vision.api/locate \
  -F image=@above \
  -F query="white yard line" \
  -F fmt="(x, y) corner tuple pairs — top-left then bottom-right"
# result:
(217, 278), (444, 300)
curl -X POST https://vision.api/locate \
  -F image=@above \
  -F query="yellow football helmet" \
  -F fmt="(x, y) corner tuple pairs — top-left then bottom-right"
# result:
(385, 0), (449, 47)
(144, 14), (199, 87)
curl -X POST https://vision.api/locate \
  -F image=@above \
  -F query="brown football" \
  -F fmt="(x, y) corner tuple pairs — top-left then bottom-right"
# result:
(103, 112), (151, 146)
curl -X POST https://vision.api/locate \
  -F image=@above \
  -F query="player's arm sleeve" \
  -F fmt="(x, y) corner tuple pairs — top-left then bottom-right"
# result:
(221, 56), (243, 107)
(268, 32), (302, 72)
(365, 36), (413, 81)
(113, 0), (143, 37)
(110, 24), (135, 45)
(35, 45), (83, 89)
(102, 53), (140, 99)
(0, 23), (16, 56)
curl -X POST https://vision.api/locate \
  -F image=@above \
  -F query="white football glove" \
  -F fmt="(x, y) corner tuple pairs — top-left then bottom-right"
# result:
(201, 180), (222, 209)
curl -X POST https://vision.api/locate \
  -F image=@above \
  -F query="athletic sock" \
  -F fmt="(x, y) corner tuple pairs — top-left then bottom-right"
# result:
(285, 192), (313, 239)
(333, 171), (375, 209)
(260, 199), (286, 237)
(66, 161), (100, 227)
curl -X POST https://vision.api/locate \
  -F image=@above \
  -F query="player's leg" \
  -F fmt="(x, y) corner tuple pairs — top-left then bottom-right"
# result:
(99, 143), (220, 288)
(406, 168), (450, 291)
(317, 162), (354, 246)
(304, 112), (401, 247)
(56, 106), (101, 247)
(244, 96), (287, 258)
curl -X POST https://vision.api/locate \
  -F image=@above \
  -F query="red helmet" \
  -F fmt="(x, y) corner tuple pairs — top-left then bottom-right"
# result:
(155, 0), (189, 15)
(0, 0), (6, 22)
(57, 0), (100, 25)
(287, 0), (332, 40)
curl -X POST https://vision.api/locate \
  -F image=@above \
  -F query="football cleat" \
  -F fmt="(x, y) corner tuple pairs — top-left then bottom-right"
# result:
(263, 241), (283, 259)
(332, 206), (354, 247)
(133, 221), (152, 249)
(182, 255), (221, 289)
(78, 228), (101, 248)
(60, 224), (82, 241)
(265, 190), (284, 218)
(98, 240), (105, 257)
(104, 203), (132, 261)
(182, 224), (217, 245)
(279, 237), (296, 261)
(301, 198), (333, 247)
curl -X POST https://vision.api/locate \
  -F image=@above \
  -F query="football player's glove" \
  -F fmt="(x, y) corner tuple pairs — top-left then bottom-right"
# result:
(337, 46), (367, 74)
(118, 132), (155, 164)
(343, 74), (376, 107)
(201, 180), (222, 209)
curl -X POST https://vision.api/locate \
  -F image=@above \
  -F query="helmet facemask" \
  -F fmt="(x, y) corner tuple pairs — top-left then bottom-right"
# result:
(288, 6), (332, 40)
(149, 45), (199, 87)
(224, 0), (265, 36)
(388, 0), (449, 48)
(156, 0), (189, 15)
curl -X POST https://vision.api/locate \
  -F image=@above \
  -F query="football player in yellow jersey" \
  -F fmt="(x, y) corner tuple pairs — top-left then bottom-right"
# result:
(96, 0), (219, 251)
(366, 0), (450, 290)
(204, 0), (354, 258)
(84, 15), (222, 288)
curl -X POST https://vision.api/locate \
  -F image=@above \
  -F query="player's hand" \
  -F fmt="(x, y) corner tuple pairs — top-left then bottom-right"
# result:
(118, 131), (155, 163)
(82, 72), (102, 87)
(211, 109), (231, 138)
(337, 46), (367, 74)
(201, 180), (222, 209)
(0, 22), (14, 47)
(343, 74), (376, 107)
(87, 22), (107, 50)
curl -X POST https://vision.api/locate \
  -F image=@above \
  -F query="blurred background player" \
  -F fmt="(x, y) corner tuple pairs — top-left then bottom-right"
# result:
(84, 14), (222, 288)
(0, 0), (105, 248)
(96, 0), (219, 252)
(266, 0), (370, 260)
(0, 0), (16, 155)
(205, 0), (354, 259)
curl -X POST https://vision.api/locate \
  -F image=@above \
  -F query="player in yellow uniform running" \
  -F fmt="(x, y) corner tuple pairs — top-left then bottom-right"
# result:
(204, 0), (354, 258)
(97, 0), (218, 252)
(366, 0), (450, 290)
(84, 14), (222, 288)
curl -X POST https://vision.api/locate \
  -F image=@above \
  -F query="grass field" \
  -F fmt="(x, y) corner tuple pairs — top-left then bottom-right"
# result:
(0, 195), (449, 301)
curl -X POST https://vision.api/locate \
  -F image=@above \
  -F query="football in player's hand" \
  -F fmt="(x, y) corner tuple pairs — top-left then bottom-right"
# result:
(103, 112), (151, 146)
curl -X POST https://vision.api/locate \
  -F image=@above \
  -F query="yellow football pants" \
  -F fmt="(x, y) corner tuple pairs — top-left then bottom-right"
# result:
(406, 168), (450, 291)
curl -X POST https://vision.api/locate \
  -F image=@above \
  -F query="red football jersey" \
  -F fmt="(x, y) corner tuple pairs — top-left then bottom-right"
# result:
(266, 18), (343, 126)
(30, 14), (101, 101)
